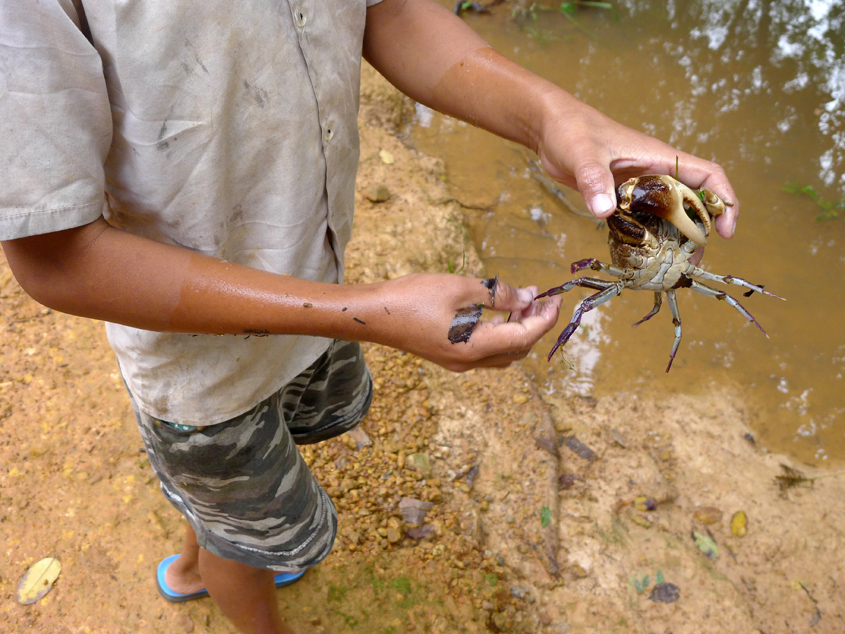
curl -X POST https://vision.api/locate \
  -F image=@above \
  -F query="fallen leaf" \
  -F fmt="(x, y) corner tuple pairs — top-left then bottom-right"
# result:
(692, 530), (719, 560)
(693, 506), (723, 525)
(633, 496), (657, 512)
(731, 510), (748, 537)
(17, 557), (61, 605)
(379, 149), (395, 165)
(540, 506), (551, 527)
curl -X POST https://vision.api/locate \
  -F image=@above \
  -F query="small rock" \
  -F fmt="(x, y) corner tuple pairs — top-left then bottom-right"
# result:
(346, 427), (373, 449)
(406, 453), (431, 477)
(559, 473), (581, 490)
(610, 428), (628, 448)
(365, 184), (391, 203)
(179, 614), (194, 633)
(491, 611), (512, 632)
(387, 526), (402, 543)
(401, 507), (429, 525)
(649, 582), (681, 603)
(512, 393), (528, 405)
(405, 524), (435, 540)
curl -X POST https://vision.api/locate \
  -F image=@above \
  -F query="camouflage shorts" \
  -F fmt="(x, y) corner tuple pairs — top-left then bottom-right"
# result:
(130, 339), (372, 571)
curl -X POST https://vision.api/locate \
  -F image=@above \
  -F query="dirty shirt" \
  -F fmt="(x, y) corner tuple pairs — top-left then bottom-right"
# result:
(0, 0), (382, 425)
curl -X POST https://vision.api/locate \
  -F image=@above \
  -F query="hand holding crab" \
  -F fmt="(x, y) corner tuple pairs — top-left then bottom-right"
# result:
(537, 174), (784, 372)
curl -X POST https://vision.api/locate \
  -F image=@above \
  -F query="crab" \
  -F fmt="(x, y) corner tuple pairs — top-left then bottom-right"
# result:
(536, 174), (783, 372)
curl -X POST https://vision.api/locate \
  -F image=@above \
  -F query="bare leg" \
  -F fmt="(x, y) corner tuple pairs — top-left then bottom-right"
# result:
(198, 548), (297, 634)
(166, 524), (297, 634)
(163, 523), (205, 595)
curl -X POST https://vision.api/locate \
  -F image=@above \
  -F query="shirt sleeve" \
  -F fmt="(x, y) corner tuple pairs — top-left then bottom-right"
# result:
(0, 0), (112, 240)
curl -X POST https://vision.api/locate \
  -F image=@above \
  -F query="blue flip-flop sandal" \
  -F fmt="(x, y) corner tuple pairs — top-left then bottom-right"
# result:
(156, 554), (307, 603)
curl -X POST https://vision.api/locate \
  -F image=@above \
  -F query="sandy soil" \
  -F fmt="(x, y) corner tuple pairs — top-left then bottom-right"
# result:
(1, 64), (844, 634)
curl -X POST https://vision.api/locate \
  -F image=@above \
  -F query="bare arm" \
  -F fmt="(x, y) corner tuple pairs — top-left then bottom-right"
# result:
(363, 0), (738, 238)
(2, 217), (560, 371)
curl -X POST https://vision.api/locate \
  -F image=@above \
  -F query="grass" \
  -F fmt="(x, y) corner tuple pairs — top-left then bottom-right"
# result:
(783, 181), (844, 221)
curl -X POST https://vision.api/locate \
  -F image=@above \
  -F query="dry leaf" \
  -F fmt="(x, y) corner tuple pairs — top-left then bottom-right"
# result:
(379, 149), (395, 165)
(693, 506), (723, 525)
(633, 496), (657, 512)
(17, 557), (61, 605)
(731, 510), (748, 537)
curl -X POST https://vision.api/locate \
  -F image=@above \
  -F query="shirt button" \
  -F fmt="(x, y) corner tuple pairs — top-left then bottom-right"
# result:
(294, 8), (307, 27)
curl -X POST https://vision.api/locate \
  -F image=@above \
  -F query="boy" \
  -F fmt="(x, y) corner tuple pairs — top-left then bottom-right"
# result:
(0, 0), (737, 632)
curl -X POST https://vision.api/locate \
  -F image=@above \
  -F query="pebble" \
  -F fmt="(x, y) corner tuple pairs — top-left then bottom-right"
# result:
(365, 184), (391, 203)
(407, 452), (431, 476)
(179, 615), (194, 633)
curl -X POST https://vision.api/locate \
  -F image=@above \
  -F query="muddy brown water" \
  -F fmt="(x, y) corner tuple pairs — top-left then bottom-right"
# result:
(412, 1), (845, 465)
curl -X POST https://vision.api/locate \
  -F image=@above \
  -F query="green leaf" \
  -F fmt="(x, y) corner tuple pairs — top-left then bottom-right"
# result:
(540, 505), (552, 527)
(656, 569), (665, 585)
(692, 530), (719, 559)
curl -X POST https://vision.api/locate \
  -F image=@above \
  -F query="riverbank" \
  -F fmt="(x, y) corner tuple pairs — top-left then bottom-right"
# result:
(1, 63), (843, 634)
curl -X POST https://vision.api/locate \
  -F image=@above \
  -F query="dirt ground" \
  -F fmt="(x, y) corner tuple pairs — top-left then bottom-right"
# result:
(2, 64), (844, 634)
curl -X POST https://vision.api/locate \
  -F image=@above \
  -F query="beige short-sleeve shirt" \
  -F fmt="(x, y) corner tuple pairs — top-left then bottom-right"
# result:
(0, 0), (381, 424)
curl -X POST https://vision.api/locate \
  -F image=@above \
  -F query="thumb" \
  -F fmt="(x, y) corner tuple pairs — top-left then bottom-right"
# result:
(575, 160), (617, 218)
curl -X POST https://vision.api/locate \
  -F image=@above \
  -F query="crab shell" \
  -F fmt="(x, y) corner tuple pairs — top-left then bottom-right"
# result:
(615, 174), (728, 247)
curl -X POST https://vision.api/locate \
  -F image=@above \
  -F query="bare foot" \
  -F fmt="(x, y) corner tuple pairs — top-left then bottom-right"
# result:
(164, 555), (207, 595)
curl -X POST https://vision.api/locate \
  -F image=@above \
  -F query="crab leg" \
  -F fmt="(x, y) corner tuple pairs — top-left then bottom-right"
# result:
(539, 279), (622, 360)
(632, 292), (663, 326)
(535, 276), (617, 300)
(570, 257), (630, 279)
(688, 280), (769, 336)
(665, 290), (683, 372)
(689, 266), (783, 299)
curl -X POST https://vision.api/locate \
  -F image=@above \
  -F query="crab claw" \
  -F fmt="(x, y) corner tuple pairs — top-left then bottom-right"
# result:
(652, 194), (708, 247)
(617, 175), (712, 247)
(699, 189), (730, 217)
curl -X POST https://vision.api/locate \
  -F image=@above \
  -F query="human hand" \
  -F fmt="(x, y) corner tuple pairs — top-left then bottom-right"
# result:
(534, 96), (738, 240)
(369, 274), (561, 371)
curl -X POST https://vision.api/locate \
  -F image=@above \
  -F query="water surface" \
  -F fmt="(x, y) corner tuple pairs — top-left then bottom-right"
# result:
(411, 0), (845, 465)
